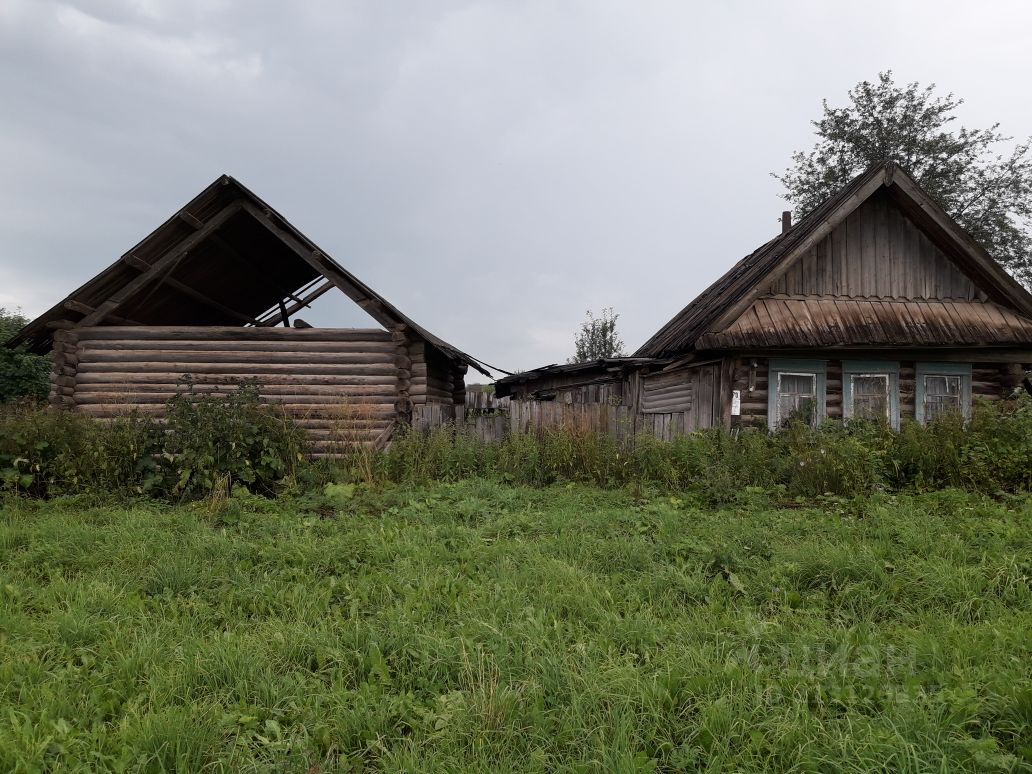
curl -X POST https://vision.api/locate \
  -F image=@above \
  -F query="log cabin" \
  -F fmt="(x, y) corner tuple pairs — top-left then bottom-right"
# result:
(496, 161), (1032, 431)
(4, 175), (489, 454)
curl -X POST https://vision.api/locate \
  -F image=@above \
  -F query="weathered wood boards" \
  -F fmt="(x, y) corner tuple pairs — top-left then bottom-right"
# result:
(63, 326), (400, 456)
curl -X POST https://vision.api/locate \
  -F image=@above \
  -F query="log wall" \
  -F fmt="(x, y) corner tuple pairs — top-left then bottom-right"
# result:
(730, 356), (1015, 428)
(61, 326), (400, 456)
(409, 340), (466, 405)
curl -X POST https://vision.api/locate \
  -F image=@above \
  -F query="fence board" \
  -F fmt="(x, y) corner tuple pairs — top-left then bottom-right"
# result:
(413, 400), (695, 445)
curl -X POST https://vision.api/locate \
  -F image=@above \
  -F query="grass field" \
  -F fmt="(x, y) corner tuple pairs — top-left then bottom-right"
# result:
(1, 480), (1030, 772)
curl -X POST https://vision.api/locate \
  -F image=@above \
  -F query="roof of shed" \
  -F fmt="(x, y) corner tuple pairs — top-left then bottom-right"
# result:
(635, 161), (1032, 357)
(6, 175), (490, 375)
(493, 357), (663, 398)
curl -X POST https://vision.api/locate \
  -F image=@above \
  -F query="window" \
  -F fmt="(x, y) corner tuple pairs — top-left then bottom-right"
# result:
(768, 359), (826, 429)
(778, 373), (817, 426)
(843, 361), (900, 429)
(923, 375), (961, 420)
(851, 375), (889, 419)
(915, 363), (972, 423)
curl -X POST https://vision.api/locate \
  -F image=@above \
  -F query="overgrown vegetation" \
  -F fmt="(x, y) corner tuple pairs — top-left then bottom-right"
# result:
(0, 381), (305, 500)
(2, 385), (1032, 770)
(381, 397), (1032, 501)
(1, 482), (1029, 771)
(0, 308), (50, 404)
(6, 392), (1032, 503)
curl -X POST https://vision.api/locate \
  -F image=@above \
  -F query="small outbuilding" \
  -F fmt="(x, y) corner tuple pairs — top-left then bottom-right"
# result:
(497, 161), (1032, 430)
(6, 175), (489, 453)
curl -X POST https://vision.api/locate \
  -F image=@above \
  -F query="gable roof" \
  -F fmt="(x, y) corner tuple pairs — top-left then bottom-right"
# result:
(635, 161), (1032, 357)
(6, 175), (490, 376)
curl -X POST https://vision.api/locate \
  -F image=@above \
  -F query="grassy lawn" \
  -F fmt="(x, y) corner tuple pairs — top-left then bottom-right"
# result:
(1, 481), (1030, 772)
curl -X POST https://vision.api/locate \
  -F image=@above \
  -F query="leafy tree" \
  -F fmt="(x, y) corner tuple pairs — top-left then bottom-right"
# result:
(776, 71), (1032, 285)
(569, 307), (626, 363)
(0, 308), (50, 404)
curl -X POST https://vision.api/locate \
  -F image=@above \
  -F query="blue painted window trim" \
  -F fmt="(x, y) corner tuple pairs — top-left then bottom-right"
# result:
(842, 360), (900, 430)
(915, 362), (972, 423)
(768, 359), (827, 430)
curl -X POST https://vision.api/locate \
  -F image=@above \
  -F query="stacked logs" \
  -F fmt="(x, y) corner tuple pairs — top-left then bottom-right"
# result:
(393, 324), (412, 424)
(61, 326), (400, 456)
(49, 328), (80, 408)
(408, 340), (465, 406)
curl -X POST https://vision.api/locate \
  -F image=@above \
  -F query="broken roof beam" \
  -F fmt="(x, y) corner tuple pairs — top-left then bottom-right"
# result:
(256, 279), (336, 327)
(239, 201), (399, 331)
(78, 202), (243, 327)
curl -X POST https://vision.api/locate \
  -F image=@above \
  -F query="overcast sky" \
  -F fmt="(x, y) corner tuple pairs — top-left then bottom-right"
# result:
(2, 1), (1031, 373)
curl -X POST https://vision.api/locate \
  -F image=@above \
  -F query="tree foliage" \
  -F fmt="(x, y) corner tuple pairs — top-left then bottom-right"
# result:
(0, 308), (50, 404)
(569, 307), (626, 363)
(776, 71), (1032, 285)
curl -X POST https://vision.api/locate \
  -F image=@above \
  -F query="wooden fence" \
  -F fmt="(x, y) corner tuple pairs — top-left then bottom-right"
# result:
(463, 388), (510, 413)
(415, 400), (698, 443)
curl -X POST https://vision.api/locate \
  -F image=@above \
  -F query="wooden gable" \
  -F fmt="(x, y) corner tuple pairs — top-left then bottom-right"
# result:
(765, 190), (986, 302)
(638, 162), (1032, 357)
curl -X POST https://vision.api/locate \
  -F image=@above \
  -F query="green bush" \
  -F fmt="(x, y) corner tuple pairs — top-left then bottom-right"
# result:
(1, 381), (307, 500)
(0, 405), (160, 498)
(0, 308), (50, 404)
(155, 380), (308, 499)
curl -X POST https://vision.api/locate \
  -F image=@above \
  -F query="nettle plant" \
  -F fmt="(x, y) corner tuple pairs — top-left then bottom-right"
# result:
(157, 378), (308, 499)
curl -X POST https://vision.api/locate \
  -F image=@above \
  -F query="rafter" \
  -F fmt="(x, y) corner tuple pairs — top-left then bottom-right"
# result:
(63, 300), (141, 326)
(238, 201), (398, 331)
(121, 253), (260, 325)
(207, 232), (308, 307)
(257, 279), (336, 327)
(79, 202), (243, 327)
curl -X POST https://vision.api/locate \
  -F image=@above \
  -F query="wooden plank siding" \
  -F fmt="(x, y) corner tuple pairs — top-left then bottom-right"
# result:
(767, 191), (985, 300)
(62, 326), (400, 456)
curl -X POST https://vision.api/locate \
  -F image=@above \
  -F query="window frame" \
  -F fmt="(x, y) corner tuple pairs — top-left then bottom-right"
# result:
(767, 359), (827, 430)
(915, 362), (972, 424)
(842, 360), (900, 430)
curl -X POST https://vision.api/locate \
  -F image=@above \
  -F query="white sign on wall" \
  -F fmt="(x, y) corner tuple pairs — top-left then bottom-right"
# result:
(731, 389), (741, 416)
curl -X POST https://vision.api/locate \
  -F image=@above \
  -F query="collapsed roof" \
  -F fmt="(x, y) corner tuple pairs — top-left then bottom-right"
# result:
(6, 174), (490, 376)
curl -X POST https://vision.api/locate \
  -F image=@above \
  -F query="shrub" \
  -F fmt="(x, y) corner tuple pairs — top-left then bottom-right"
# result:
(0, 308), (50, 404)
(157, 380), (308, 499)
(783, 420), (887, 497)
(0, 404), (161, 498)
(1, 381), (307, 500)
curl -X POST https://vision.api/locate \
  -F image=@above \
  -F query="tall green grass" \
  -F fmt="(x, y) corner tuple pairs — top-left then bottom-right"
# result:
(380, 396), (1032, 500)
(1, 482), (1029, 770)
(6, 394), (1032, 502)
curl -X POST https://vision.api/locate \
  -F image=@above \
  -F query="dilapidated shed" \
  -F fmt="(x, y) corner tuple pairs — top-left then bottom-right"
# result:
(6, 175), (489, 453)
(497, 161), (1032, 430)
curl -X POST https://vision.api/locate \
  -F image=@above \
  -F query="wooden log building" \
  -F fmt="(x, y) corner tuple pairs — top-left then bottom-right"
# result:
(497, 161), (1032, 430)
(5, 175), (489, 454)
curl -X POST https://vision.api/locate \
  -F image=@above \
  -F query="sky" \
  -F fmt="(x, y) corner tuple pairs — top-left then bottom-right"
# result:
(2, 0), (1031, 374)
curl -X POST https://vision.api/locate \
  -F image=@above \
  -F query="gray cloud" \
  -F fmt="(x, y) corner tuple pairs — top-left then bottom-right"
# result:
(3, 0), (1031, 372)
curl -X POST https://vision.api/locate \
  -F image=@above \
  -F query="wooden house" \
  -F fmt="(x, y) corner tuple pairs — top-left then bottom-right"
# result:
(496, 161), (1032, 430)
(5, 175), (489, 453)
